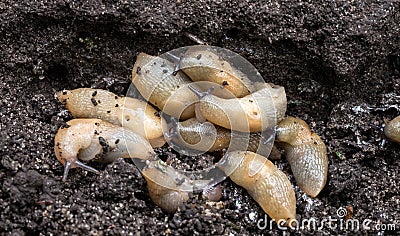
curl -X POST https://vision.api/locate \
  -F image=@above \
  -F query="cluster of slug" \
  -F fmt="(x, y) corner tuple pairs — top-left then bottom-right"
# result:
(54, 46), (329, 224)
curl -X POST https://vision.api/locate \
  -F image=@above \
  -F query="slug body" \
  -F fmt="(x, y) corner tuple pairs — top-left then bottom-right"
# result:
(384, 115), (400, 144)
(179, 48), (253, 98)
(132, 53), (198, 120)
(57, 88), (165, 144)
(166, 118), (274, 156)
(219, 151), (296, 223)
(54, 119), (155, 181)
(142, 160), (192, 213)
(57, 88), (121, 124)
(171, 117), (231, 152)
(194, 83), (285, 132)
(275, 117), (328, 197)
(232, 131), (275, 157)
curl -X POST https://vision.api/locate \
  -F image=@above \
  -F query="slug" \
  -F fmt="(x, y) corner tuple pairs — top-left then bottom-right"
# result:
(166, 117), (275, 156)
(275, 116), (328, 197)
(56, 88), (121, 124)
(56, 88), (165, 144)
(142, 160), (193, 213)
(167, 117), (231, 152)
(179, 47), (254, 98)
(189, 83), (286, 132)
(131, 53), (198, 120)
(384, 115), (400, 144)
(219, 151), (296, 223)
(54, 118), (155, 181)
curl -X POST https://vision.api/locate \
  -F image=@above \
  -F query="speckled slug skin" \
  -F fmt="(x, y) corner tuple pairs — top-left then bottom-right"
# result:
(54, 119), (155, 181)
(275, 116), (328, 197)
(196, 83), (286, 133)
(131, 53), (198, 120)
(57, 88), (164, 141)
(174, 118), (276, 156)
(219, 151), (296, 223)
(179, 48), (253, 98)
(142, 162), (192, 213)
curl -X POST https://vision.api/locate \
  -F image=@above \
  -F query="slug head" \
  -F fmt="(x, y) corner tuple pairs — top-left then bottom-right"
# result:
(54, 120), (102, 181)
(276, 116), (310, 144)
(142, 163), (191, 213)
(55, 90), (70, 105)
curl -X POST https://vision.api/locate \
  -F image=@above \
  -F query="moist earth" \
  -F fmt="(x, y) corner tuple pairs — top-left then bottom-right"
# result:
(0, 1), (399, 235)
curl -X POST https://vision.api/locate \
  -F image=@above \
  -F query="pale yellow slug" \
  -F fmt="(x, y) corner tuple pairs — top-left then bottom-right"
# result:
(168, 117), (274, 156)
(192, 83), (286, 132)
(54, 119), (155, 181)
(275, 116), (328, 197)
(142, 160), (192, 213)
(179, 47), (254, 98)
(131, 53), (198, 120)
(219, 151), (296, 223)
(53, 45), (332, 220)
(56, 88), (165, 143)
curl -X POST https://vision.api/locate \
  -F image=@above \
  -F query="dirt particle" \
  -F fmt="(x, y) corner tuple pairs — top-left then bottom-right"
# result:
(91, 97), (98, 106)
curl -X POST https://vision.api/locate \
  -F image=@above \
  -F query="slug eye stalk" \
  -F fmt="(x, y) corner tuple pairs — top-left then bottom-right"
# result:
(62, 160), (100, 182)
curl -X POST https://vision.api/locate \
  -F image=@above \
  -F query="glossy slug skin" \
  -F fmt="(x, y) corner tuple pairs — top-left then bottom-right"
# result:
(57, 88), (120, 124)
(219, 151), (296, 223)
(116, 97), (165, 143)
(275, 116), (328, 197)
(57, 88), (164, 141)
(142, 161), (192, 213)
(179, 48), (253, 98)
(169, 118), (274, 155)
(132, 53), (198, 120)
(384, 115), (400, 144)
(196, 83), (285, 132)
(175, 118), (231, 152)
(54, 119), (155, 181)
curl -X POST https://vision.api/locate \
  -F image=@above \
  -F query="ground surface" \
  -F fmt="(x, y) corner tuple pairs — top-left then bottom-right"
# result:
(1, 1), (399, 235)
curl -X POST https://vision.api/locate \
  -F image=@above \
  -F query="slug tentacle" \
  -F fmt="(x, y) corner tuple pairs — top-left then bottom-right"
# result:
(384, 115), (400, 144)
(219, 151), (296, 223)
(188, 84), (215, 99)
(62, 160), (100, 182)
(54, 119), (155, 180)
(275, 116), (328, 197)
(56, 88), (164, 142)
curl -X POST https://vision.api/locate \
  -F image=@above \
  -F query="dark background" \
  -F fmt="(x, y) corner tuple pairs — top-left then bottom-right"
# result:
(0, 1), (399, 235)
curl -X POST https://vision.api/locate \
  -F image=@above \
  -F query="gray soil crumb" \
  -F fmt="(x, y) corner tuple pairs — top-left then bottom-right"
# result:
(1, 1), (399, 235)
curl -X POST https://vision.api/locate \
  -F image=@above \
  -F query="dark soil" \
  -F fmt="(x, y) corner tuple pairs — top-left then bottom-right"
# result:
(1, 1), (399, 235)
